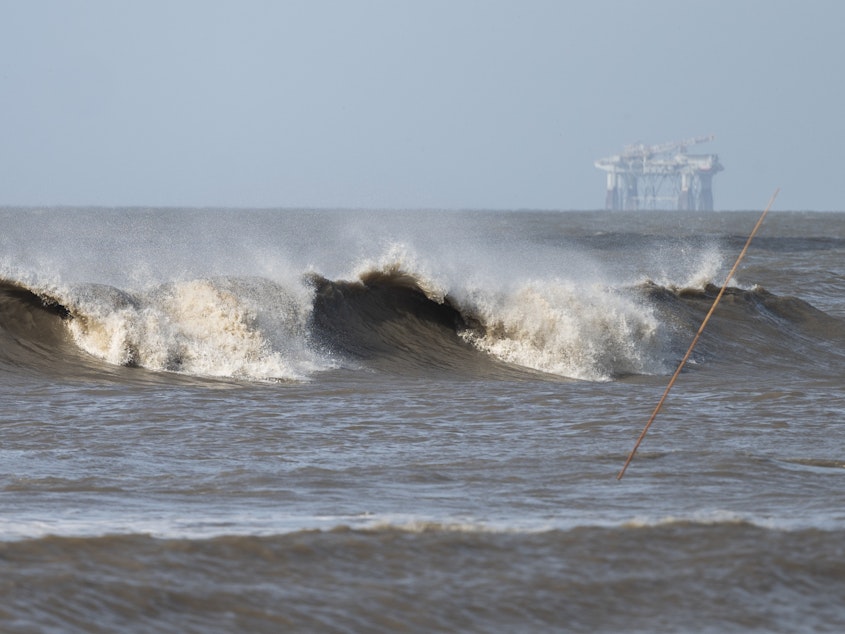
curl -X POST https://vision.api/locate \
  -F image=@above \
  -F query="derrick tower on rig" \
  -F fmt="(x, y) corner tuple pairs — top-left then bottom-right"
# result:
(595, 134), (723, 211)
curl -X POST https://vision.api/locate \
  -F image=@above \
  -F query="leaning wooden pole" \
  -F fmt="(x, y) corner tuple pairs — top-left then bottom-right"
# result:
(617, 189), (780, 480)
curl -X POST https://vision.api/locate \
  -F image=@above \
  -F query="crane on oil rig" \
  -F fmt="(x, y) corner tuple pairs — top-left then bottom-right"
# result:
(595, 134), (723, 211)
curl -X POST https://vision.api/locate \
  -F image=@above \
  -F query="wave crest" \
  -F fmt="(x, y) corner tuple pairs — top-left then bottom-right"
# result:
(456, 279), (666, 381)
(4, 257), (841, 383)
(64, 277), (328, 381)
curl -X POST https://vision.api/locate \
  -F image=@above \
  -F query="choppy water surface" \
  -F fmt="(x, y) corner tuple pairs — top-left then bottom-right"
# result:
(1, 208), (844, 632)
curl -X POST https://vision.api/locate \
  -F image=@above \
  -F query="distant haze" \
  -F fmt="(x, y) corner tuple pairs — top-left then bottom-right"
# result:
(1, 0), (841, 211)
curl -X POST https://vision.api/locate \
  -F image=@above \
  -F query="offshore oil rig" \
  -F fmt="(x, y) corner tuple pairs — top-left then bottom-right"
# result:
(595, 134), (723, 211)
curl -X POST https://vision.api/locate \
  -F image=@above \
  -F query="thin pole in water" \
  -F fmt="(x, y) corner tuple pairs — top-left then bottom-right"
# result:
(616, 189), (780, 480)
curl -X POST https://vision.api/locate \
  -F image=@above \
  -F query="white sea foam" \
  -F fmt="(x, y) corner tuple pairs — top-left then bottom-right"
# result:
(456, 279), (666, 381)
(0, 508), (832, 543)
(344, 241), (669, 381)
(64, 277), (332, 381)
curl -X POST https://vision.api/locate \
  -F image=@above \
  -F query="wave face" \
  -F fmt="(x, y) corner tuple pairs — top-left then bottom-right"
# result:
(2, 208), (843, 383)
(308, 267), (668, 380)
(1, 270), (668, 382)
(1, 277), (327, 381)
(639, 281), (845, 378)
(2, 265), (841, 384)
(63, 277), (326, 381)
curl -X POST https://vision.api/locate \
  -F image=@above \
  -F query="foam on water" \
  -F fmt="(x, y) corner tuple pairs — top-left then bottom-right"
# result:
(455, 279), (666, 381)
(61, 277), (332, 381)
(342, 242), (670, 381)
(2, 505), (837, 543)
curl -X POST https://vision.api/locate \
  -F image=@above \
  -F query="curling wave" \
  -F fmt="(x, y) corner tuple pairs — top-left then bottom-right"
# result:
(0, 277), (327, 382)
(1, 263), (842, 383)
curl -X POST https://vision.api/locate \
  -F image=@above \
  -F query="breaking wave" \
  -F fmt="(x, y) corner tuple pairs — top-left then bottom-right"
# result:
(1, 257), (842, 383)
(0, 277), (327, 382)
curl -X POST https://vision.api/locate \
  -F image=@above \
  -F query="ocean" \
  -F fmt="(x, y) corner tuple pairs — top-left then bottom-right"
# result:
(1, 207), (843, 633)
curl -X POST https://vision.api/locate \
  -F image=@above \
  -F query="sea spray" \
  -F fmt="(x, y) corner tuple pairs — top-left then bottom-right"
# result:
(340, 244), (669, 381)
(456, 278), (666, 381)
(63, 277), (331, 380)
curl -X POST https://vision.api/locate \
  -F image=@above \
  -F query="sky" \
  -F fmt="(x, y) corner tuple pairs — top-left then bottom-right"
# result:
(1, 0), (843, 211)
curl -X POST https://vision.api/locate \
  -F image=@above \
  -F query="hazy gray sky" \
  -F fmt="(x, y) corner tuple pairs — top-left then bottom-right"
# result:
(1, 1), (842, 210)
